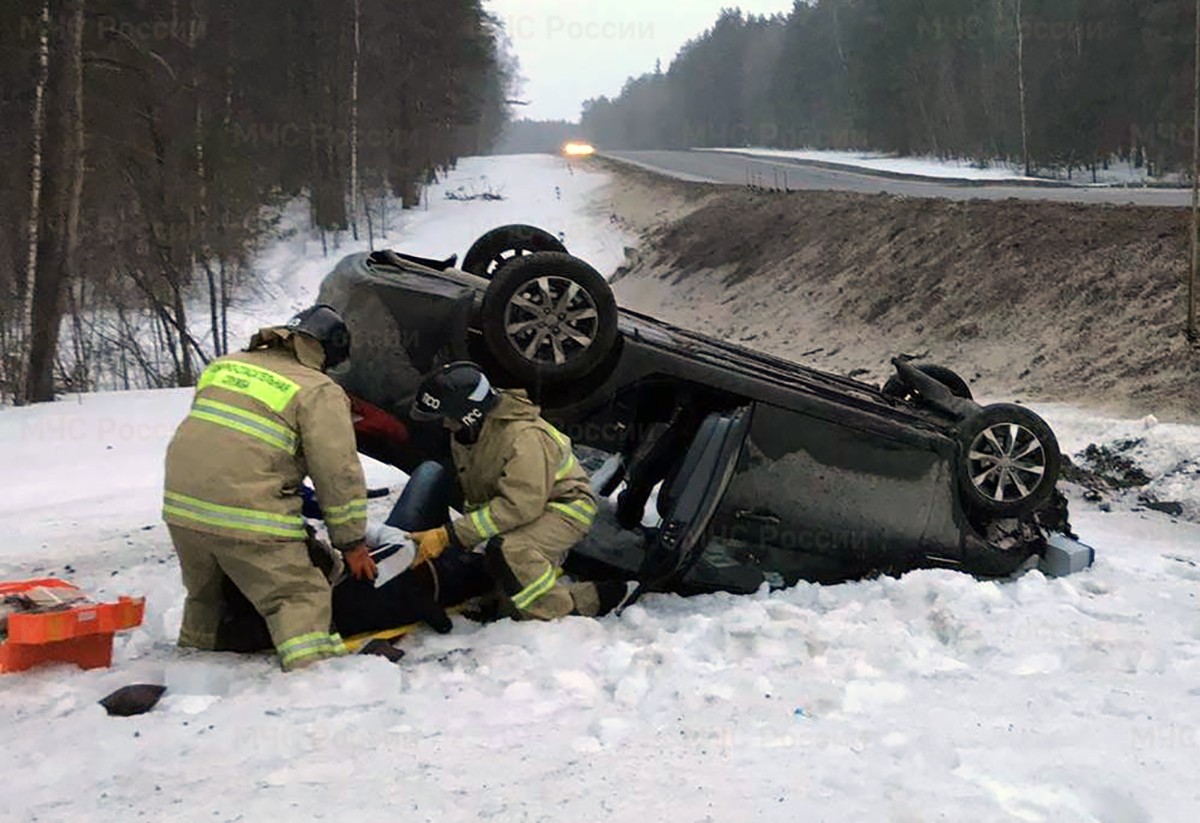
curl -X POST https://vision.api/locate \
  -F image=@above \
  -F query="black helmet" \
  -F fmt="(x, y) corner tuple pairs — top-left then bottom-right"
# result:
(410, 362), (499, 427)
(286, 304), (351, 370)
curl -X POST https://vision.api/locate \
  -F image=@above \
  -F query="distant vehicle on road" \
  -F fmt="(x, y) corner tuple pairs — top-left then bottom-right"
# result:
(562, 141), (596, 157)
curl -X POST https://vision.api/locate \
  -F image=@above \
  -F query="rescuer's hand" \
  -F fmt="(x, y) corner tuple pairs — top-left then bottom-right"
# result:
(342, 542), (377, 581)
(410, 527), (451, 567)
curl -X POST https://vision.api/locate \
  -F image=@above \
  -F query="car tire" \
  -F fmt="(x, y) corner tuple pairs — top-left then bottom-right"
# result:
(462, 224), (567, 279)
(956, 403), (1061, 518)
(481, 252), (618, 385)
(882, 363), (973, 401)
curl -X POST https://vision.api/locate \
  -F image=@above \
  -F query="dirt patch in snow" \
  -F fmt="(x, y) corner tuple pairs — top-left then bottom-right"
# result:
(597, 159), (1200, 421)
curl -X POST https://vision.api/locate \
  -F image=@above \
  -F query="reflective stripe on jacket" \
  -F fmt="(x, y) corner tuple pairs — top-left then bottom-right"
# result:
(450, 389), (597, 547)
(163, 330), (368, 547)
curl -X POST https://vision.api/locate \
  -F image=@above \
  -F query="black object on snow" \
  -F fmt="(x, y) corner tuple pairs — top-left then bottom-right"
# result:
(358, 639), (406, 663)
(100, 684), (167, 717)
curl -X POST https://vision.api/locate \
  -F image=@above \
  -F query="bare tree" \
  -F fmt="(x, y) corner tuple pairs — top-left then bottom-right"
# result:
(1191, 0), (1199, 344)
(63, 0), (88, 390)
(1, 0), (511, 398)
(23, 0), (88, 403)
(1015, 0), (1031, 176)
(349, 0), (361, 241)
(18, 0), (51, 405)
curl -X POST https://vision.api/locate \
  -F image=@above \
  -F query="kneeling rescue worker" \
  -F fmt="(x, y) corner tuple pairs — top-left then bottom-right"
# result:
(407, 362), (631, 619)
(163, 304), (377, 671)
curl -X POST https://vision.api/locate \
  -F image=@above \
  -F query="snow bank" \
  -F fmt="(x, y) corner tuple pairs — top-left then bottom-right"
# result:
(703, 147), (1180, 187)
(3, 387), (1200, 821)
(1032, 403), (1200, 520)
(220, 153), (634, 349)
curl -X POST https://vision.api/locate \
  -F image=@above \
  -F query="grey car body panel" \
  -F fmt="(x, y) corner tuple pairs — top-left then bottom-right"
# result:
(317, 249), (1056, 589)
(708, 403), (966, 586)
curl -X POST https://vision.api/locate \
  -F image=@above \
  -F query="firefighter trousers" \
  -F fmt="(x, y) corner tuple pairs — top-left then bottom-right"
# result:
(484, 510), (600, 620)
(168, 525), (345, 671)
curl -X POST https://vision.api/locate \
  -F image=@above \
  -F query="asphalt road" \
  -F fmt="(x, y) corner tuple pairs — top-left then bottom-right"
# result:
(604, 150), (1194, 207)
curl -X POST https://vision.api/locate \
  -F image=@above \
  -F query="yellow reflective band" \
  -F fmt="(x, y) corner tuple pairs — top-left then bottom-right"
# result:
(278, 631), (328, 654)
(555, 454), (578, 481)
(198, 361), (301, 413)
(324, 499), (367, 516)
(189, 398), (298, 453)
(548, 499), (597, 527)
(323, 499), (368, 526)
(278, 631), (346, 668)
(164, 491), (306, 539)
(482, 507), (499, 536)
(545, 425), (578, 480)
(469, 506), (500, 538)
(512, 564), (557, 610)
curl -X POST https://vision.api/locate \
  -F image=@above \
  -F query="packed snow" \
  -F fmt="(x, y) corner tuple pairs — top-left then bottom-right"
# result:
(3, 154), (1200, 822)
(3, 389), (1199, 822)
(215, 152), (634, 351)
(702, 147), (1185, 187)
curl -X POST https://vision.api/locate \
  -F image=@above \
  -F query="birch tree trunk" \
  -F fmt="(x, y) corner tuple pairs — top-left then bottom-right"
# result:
(1016, 0), (1031, 175)
(1189, 0), (1199, 343)
(349, 0), (362, 241)
(19, 0), (51, 405)
(64, 0), (87, 391)
(191, 0), (220, 356)
(26, 0), (88, 403)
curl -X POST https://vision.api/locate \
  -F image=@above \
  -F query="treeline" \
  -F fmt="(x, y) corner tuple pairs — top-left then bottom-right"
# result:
(0, 0), (511, 403)
(582, 1), (1196, 177)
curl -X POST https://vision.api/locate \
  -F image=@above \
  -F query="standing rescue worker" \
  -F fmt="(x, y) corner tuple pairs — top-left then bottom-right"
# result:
(406, 362), (632, 620)
(163, 305), (377, 671)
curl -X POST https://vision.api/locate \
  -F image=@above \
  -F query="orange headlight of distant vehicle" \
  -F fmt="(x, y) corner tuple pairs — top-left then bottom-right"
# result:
(562, 141), (596, 157)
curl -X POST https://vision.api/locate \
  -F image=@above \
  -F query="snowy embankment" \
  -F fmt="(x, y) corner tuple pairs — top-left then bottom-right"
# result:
(216, 153), (631, 349)
(3, 154), (1200, 821)
(2, 390), (1199, 821)
(702, 147), (1182, 187)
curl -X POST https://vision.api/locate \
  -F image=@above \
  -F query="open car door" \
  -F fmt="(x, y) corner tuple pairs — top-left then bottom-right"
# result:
(634, 405), (754, 596)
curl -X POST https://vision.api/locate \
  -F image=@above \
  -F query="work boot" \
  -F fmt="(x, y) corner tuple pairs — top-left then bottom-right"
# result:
(460, 595), (503, 624)
(593, 580), (638, 617)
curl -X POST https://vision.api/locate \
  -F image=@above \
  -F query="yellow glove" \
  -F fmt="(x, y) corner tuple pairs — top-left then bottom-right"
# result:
(410, 527), (451, 566)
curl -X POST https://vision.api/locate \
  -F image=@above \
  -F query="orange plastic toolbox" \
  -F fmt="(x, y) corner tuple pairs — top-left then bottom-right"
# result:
(0, 578), (145, 673)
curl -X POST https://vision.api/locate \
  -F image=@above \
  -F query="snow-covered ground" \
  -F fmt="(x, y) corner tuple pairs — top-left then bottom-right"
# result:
(703, 147), (1184, 187)
(4, 154), (1200, 821)
(2, 388), (1200, 822)
(216, 152), (633, 351)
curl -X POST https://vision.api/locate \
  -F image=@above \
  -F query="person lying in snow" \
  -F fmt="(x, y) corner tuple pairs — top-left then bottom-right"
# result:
(210, 481), (495, 657)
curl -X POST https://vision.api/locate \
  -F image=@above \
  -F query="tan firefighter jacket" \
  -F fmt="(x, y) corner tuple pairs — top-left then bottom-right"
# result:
(450, 389), (598, 547)
(163, 328), (367, 548)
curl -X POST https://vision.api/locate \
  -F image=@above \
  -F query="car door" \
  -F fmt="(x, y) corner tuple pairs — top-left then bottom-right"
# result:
(637, 405), (753, 590)
(706, 402), (956, 586)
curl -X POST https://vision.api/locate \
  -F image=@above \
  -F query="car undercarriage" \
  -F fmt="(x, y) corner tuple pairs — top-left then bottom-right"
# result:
(318, 224), (1093, 596)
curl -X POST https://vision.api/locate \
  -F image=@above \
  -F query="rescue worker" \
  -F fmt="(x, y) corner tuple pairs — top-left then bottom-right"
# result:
(163, 304), (377, 671)
(405, 362), (633, 620)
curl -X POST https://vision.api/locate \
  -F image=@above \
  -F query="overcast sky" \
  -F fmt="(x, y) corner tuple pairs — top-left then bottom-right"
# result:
(484, 0), (797, 122)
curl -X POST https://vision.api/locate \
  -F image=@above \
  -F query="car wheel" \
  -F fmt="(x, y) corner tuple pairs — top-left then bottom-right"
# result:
(882, 363), (973, 401)
(462, 224), (567, 279)
(481, 252), (618, 385)
(956, 403), (1061, 518)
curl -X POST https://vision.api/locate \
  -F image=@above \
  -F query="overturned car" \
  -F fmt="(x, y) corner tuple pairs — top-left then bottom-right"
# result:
(318, 224), (1084, 597)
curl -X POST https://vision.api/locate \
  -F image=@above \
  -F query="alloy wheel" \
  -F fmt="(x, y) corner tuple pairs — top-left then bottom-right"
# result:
(503, 275), (599, 366)
(967, 422), (1047, 503)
